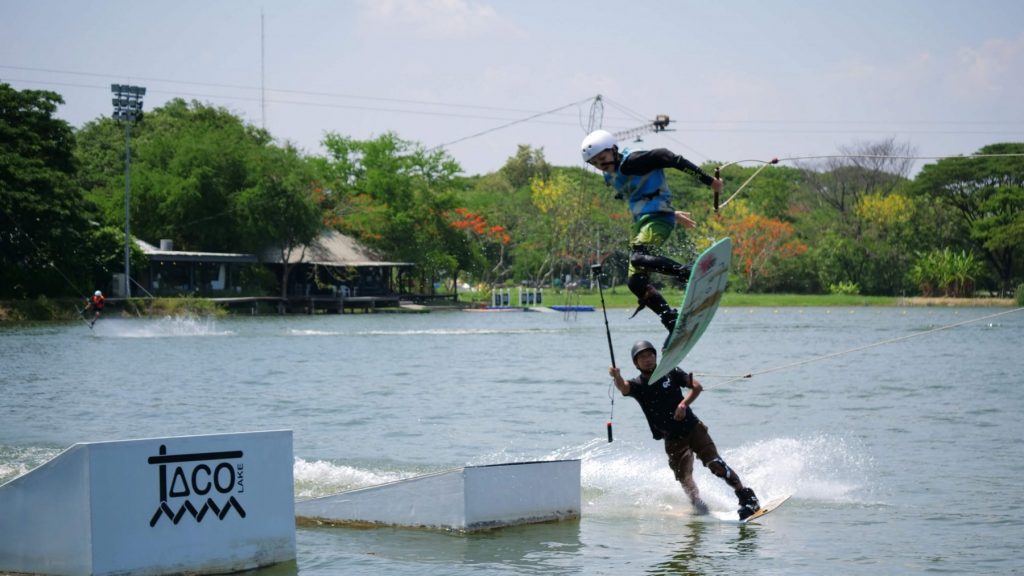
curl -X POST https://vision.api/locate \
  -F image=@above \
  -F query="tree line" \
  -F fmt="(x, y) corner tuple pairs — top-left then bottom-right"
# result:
(2, 83), (1022, 301)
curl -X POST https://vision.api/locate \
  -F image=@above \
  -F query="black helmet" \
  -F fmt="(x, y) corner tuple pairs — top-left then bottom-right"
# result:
(630, 340), (657, 362)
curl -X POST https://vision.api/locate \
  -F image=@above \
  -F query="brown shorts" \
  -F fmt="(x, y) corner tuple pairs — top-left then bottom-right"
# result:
(664, 421), (721, 484)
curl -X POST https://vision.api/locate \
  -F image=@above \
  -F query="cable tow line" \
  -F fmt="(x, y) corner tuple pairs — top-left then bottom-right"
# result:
(715, 158), (778, 212)
(703, 307), (1024, 390)
(0, 210), (94, 319)
(712, 152), (1024, 213)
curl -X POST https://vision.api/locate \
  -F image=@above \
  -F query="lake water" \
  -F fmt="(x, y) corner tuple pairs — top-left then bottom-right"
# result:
(2, 305), (1022, 575)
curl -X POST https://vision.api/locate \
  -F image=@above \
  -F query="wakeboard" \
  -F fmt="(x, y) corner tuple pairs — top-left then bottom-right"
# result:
(648, 237), (731, 383)
(741, 493), (791, 523)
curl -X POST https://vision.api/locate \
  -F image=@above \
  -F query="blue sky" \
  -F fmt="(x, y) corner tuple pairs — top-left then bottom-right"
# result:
(2, 0), (1022, 175)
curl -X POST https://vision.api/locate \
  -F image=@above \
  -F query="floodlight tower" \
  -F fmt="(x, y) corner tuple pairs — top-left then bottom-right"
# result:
(111, 84), (145, 298)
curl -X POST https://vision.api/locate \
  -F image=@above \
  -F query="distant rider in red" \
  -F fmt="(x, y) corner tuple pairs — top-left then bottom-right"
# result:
(85, 290), (105, 327)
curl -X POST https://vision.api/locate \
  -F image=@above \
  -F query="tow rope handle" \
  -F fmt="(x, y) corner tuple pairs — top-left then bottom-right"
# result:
(593, 263), (616, 443)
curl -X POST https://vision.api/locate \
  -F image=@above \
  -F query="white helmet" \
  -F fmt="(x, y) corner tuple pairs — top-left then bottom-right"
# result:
(581, 129), (617, 162)
(94, 290), (102, 296)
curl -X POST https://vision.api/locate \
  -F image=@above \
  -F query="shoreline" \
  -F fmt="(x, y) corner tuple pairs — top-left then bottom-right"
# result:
(0, 295), (1019, 323)
(893, 296), (1015, 307)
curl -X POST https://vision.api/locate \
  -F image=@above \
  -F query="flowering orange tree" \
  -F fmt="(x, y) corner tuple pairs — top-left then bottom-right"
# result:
(449, 207), (511, 243)
(448, 207), (511, 285)
(711, 202), (807, 291)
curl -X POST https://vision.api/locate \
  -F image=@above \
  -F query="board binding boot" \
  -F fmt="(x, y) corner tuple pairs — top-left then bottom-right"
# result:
(660, 309), (679, 349)
(659, 308), (678, 332)
(631, 285), (677, 334)
(736, 487), (760, 520)
(673, 263), (693, 289)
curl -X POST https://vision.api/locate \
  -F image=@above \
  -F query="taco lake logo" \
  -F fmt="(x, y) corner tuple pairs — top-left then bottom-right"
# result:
(148, 444), (247, 527)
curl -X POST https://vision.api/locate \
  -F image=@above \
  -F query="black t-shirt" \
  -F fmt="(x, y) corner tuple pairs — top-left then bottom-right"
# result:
(626, 367), (698, 440)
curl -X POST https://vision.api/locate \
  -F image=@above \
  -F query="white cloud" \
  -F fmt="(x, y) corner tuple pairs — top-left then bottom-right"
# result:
(954, 31), (1024, 93)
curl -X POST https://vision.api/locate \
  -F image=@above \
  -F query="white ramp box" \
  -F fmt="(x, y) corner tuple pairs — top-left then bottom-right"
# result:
(295, 460), (580, 531)
(0, 430), (295, 576)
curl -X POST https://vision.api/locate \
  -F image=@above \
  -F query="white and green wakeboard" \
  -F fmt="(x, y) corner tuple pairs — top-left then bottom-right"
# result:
(648, 237), (731, 383)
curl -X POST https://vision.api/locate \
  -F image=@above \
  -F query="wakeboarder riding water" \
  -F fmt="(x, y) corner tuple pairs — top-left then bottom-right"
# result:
(84, 290), (105, 327)
(609, 340), (761, 520)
